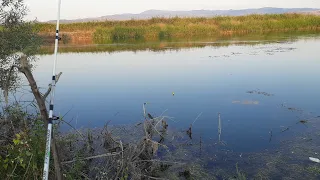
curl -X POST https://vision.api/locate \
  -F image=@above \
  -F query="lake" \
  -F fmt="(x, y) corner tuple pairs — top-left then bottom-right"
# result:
(16, 34), (320, 178)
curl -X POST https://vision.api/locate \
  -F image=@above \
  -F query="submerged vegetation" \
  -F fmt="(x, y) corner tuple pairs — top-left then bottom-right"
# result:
(37, 14), (320, 45)
(2, 101), (320, 179)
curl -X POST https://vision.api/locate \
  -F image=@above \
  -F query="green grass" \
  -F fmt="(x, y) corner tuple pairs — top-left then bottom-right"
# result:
(36, 14), (320, 44)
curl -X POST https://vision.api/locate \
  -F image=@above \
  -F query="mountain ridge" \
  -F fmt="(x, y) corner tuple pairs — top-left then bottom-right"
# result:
(45, 7), (320, 23)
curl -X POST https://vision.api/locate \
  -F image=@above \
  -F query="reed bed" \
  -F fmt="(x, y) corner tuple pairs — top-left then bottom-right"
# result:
(36, 14), (320, 44)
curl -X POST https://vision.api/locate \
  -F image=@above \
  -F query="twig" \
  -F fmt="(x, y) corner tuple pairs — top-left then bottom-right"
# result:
(140, 174), (169, 180)
(79, 172), (90, 180)
(120, 140), (124, 161)
(281, 127), (290, 133)
(144, 120), (149, 138)
(115, 140), (124, 179)
(8, 161), (18, 180)
(64, 164), (90, 180)
(61, 152), (122, 164)
(159, 109), (168, 116)
(192, 112), (203, 126)
(23, 154), (33, 179)
(146, 139), (168, 149)
(137, 159), (186, 165)
(42, 72), (62, 100)
(153, 117), (166, 136)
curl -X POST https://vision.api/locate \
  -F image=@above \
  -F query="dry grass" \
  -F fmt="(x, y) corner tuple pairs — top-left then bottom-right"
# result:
(36, 14), (320, 44)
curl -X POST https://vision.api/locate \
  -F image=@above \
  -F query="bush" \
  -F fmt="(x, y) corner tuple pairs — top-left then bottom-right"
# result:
(0, 105), (47, 179)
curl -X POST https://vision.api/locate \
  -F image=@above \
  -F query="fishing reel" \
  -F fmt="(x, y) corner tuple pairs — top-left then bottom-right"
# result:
(52, 115), (60, 120)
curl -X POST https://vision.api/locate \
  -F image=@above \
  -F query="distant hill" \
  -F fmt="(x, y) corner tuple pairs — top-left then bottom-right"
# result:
(299, 10), (320, 16)
(46, 7), (320, 23)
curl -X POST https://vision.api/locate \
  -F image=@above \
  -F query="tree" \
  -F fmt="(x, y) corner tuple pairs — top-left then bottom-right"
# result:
(0, 1), (63, 179)
(0, 0), (41, 103)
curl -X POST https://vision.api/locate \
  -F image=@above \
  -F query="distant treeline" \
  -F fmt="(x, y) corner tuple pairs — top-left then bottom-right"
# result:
(36, 14), (320, 44)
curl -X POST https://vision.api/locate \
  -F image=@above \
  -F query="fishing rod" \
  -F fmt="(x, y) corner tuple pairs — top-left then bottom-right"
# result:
(42, 0), (62, 179)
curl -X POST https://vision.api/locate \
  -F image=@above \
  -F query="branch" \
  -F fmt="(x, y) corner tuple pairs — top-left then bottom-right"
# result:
(136, 159), (186, 165)
(61, 152), (122, 165)
(42, 72), (62, 100)
(140, 174), (169, 180)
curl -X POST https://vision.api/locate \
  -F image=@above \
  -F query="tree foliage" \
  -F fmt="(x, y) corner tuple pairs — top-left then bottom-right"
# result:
(0, 0), (41, 94)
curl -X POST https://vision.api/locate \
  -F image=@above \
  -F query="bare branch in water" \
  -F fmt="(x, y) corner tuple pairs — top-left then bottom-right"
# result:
(61, 152), (123, 164)
(192, 112), (203, 126)
(137, 159), (186, 165)
(140, 174), (169, 180)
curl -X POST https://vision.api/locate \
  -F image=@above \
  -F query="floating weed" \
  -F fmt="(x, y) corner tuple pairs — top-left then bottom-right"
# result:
(232, 100), (259, 105)
(281, 127), (290, 133)
(246, 90), (274, 96)
(297, 120), (308, 124)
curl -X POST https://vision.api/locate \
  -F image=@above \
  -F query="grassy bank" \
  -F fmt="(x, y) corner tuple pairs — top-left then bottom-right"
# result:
(36, 14), (320, 44)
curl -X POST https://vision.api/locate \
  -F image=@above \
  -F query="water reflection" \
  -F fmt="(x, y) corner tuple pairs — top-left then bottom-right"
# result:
(40, 33), (320, 54)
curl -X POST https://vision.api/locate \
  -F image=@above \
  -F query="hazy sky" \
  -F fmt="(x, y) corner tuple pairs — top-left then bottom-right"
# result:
(24, 0), (320, 21)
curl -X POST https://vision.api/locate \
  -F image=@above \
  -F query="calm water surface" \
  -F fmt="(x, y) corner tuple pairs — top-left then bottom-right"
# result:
(28, 37), (320, 153)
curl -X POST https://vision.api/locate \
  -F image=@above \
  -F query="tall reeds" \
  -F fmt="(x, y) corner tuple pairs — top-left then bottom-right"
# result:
(36, 14), (320, 44)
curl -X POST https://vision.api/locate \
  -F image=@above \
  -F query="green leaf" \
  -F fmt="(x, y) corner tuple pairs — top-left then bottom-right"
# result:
(13, 139), (20, 145)
(26, 151), (32, 157)
(16, 134), (21, 139)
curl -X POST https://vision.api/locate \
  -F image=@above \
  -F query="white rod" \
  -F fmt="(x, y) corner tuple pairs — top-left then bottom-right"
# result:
(42, 0), (62, 179)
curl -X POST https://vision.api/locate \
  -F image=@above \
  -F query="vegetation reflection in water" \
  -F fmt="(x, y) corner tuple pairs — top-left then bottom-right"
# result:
(40, 32), (320, 55)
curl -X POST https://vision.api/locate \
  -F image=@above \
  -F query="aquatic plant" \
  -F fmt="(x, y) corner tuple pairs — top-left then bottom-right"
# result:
(236, 163), (247, 180)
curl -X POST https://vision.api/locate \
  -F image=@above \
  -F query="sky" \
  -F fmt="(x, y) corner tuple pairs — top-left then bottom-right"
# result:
(24, 0), (320, 21)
